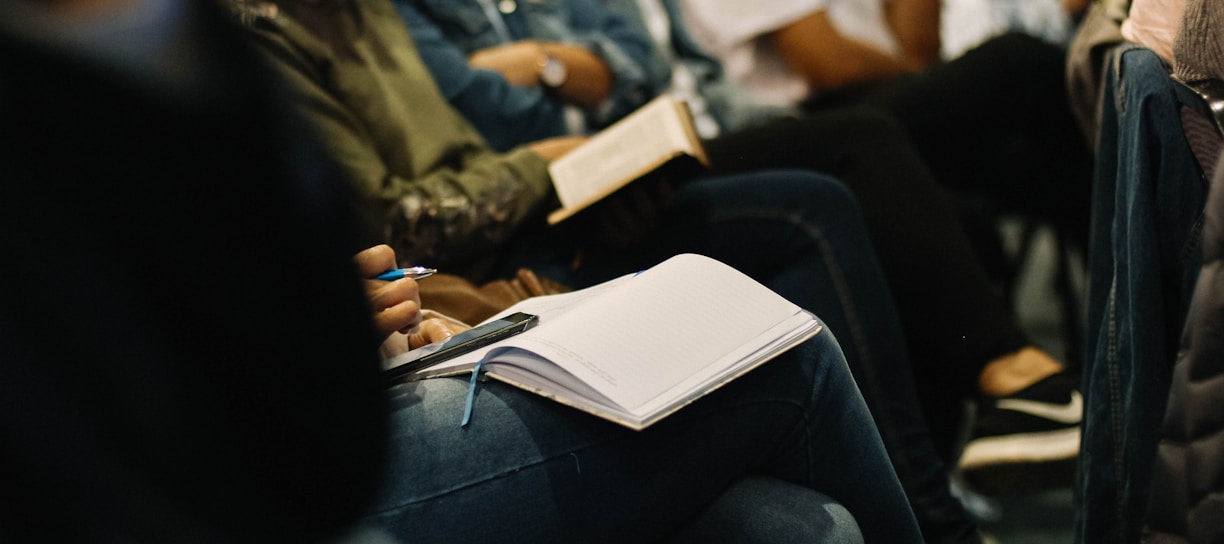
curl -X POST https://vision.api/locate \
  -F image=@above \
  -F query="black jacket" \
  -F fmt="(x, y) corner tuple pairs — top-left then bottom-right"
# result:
(1144, 151), (1224, 543)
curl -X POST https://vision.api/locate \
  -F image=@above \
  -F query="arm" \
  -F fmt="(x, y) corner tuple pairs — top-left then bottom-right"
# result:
(460, 0), (671, 119)
(395, 0), (571, 150)
(560, 0), (671, 124)
(247, 19), (555, 267)
(467, 40), (613, 110)
(397, 0), (668, 147)
(768, 9), (929, 93)
(883, 0), (941, 68)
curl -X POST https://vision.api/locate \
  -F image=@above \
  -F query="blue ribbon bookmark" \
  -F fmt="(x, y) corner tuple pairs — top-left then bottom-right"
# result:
(461, 354), (492, 427)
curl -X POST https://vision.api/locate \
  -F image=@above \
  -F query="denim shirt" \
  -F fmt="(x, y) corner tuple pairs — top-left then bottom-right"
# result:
(394, 0), (669, 151)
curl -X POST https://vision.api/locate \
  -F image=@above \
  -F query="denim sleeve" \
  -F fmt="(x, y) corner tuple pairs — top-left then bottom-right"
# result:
(394, 0), (570, 152)
(561, 0), (670, 128)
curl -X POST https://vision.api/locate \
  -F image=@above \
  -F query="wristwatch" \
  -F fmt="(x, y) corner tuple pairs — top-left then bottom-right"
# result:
(537, 49), (568, 89)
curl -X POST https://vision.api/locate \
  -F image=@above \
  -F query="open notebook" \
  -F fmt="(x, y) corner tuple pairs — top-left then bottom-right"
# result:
(383, 254), (822, 430)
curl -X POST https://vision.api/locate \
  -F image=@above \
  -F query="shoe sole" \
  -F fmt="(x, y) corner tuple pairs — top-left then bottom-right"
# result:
(959, 427), (1080, 469)
(958, 427), (1079, 495)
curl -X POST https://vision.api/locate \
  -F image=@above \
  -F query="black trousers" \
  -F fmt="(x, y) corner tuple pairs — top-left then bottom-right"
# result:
(705, 109), (1029, 460)
(812, 32), (1094, 239)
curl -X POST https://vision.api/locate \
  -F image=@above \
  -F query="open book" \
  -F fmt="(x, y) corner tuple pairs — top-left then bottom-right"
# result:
(384, 254), (822, 430)
(546, 95), (709, 224)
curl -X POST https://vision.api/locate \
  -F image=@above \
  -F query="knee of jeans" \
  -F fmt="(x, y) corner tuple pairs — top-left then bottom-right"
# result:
(794, 328), (850, 378)
(673, 476), (865, 544)
(762, 170), (863, 223)
(679, 169), (861, 218)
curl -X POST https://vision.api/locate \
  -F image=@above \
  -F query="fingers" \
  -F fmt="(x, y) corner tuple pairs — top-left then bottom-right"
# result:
(368, 277), (423, 339)
(354, 245), (425, 340)
(407, 318), (471, 350)
(353, 244), (397, 278)
(371, 295), (422, 340)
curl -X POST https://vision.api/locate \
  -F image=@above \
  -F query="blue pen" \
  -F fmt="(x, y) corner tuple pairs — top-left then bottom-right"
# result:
(374, 267), (438, 281)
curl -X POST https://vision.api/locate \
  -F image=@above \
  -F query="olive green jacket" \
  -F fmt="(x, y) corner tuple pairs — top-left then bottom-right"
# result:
(243, 0), (554, 269)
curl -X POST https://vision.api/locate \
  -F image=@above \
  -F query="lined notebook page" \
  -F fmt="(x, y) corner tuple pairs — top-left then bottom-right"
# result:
(500, 254), (802, 411)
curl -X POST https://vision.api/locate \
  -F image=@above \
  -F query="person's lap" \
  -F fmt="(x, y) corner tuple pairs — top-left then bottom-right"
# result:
(364, 331), (920, 543)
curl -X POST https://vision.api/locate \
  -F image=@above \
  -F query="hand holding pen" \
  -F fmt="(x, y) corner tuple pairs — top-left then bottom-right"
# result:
(352, 245), (464, 350)
(353, 245), (430, 339)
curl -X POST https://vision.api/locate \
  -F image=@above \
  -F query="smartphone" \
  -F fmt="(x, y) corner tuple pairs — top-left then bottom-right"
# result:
(383, 312), (539, 384)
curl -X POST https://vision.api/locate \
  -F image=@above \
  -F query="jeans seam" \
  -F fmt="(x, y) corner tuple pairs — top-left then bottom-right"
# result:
(704, 208), (875, 372)
(706, 207), (908, 482)
(1106, 275), (1126, 543)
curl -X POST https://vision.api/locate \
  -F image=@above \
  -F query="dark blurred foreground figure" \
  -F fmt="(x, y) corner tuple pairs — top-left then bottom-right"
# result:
(0, 1), (922, 542)
(0, 0), (388, 541)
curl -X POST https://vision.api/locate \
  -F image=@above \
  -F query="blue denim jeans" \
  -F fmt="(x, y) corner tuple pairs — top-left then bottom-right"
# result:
(478, 170), (972, 541)
(670, 476), (865, 543)
(365, 327), (918, 543)
(1077, 46), (1209, 543)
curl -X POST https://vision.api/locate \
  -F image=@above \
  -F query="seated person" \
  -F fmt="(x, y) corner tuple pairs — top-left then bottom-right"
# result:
(391, 0), (1081, 507)
(358, 245), (920, 542)
(234, 0), (974, 539)
(0, 1), (922, 540)
(677, 0), (1094, 256)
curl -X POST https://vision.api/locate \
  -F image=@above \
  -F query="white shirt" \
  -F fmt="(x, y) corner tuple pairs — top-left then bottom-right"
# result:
(679, 0), (898, 105)
(942, 0), (1074, 60)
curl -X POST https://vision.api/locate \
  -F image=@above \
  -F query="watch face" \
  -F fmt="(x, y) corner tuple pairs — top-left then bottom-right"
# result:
(541, 56), (567, 88)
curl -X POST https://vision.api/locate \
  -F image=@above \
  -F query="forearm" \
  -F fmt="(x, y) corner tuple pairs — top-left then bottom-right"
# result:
(565, 0), (669, 124)
(467, 41), (613, 108)
(537, 41), (613, 109)
(884, 0), (941, 66)
(770, 10), (922, 92)
(467, 0), (664, 125)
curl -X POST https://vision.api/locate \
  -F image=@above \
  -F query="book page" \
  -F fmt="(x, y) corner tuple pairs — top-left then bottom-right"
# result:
(493, 254), (804, 412)
(547, 96), (701, 213)
(631, 312), (819, 418)
(404, 274), (637, 378)
(404, 254), (819, 428)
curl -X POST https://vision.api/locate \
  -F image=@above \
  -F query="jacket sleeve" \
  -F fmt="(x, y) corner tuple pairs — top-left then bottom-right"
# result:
(248, 20), (555, 267)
